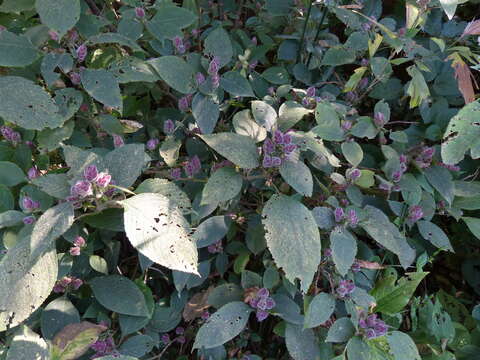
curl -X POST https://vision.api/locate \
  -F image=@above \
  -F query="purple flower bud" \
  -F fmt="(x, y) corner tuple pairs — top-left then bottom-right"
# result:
(211, 73), (220, 89)
(348, 168), (361, 181)
(161, 334), (171, 344)
(399, 154), (407, 163)
(256, 298), (268, 311)
(358, 77), (369, 90)
(146, 138), (160, 151)
(163, 119), (175, 135)
(366, 314), (377, 327)
(48, 30), (59, 42)
(112, 134), (124, 148)
(53, 283), (65, 293)
(171, 168), (182, 180)
(345, 91), (357, 102)
(379, 182), (391, 191)
(190, 155), (201, 173)
(283, 143), (297, 154)
(392, 170), (402, 183)
(351, 260), (361, 273)
(365, 328), (377, 339)
(195, 72), (206, 85)
(336, 286), (348, 297)
(422, 146), (435, 159)
(69, 246), (81, 256)
(184, 163), (195, 177)
(251, 36), (258, 45)
(334, 207), (345, 222)
(271, 156), (282, 167)
(273, 130), (284, 144)
(302, 97), (311, 107)
(249, 61), (258, 70)
(84, 164), (98, 182)
(96, 172), (112, 188)
(71, 180), (93, 198)
(256, 310), (269, 322)
(361, 22), (372, 31)
(347, 209), (358, 226)
(268, 87), (276, 96)
(249, 297), (260, 309)
(22, 196), (40, 210)
(71, 278), (83, 290)
(27, 166), (40, 180)
(175, 326), (185, 335)
(342, 120), (353, 131)
(263, 138), (275, 154)
(262, 155), (273, 168)
(70, 72), (81, 85)
(173, 36), (186, 54)
(257, 288), (269, 298)
(360, 58), (369, 66)
(91, 340), (107, 353)
(176, 335), (186, 344)
(324, 248), (332, 257)
(1, 125), (14, 140)
(374, 112), (386, 127)
(135, 7), (146, 18)
(208, 56), (220, 75)
(74, 236), (86, 247)
(178, 96), (190, 112)
(359, 318), (367, 328)
(76, 44), (87, 62)
(201, 311), (210, 320)
(306, 86), (316, 98)
(282, 133), (292, 145)
(23, 216), (35, 225)
(408, 205), (423, 223)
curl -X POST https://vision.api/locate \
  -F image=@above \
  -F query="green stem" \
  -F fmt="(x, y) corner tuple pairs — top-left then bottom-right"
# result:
(306, 5), (328, 67)
(297, 0), (314, 63)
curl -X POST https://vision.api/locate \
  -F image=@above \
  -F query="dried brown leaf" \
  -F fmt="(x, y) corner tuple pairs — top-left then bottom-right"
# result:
(454, 61), (476, 104)
(356, 260), (386, 270)
(183, 286), (214, 321)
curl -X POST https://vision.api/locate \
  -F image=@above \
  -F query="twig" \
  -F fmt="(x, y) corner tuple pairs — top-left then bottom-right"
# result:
(306, 5), (328, 67)
(85, 0), (101, 15)
(297, 0), (314, 63)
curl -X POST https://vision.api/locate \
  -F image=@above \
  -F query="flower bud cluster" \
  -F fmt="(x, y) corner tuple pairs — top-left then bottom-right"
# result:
(53, 276), (83, 293)
(68, 165), (113, 206)
(249, 288), (276, 322)
(262, 130), (297, 168)
(1, 125), (21, 145)
(414, 146), (435, 169)
(184, 155), (201, 177)
(91, 336), (118, 359)
(359, 314), (388, 339)
(336, 279), (355, 298)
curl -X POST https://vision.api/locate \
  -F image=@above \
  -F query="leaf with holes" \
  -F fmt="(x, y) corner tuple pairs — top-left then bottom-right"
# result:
(81, 69), (123, 112)
(262, 194), (321, 293)
(135, 178), (191, 214)
(417, 221), (453, 251)
(193, 301), (252, 349)
(122, 193), (198, 274)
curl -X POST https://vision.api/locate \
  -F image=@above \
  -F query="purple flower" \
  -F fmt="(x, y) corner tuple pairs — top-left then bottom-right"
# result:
(365, 328), (377, 339)
(161, 334), (171, 344)
(249, 61), (258, 70)
(267, 87), (276, 96)
(271, 156), (282, 167)
(84, 164), (98, 182)
(69, 246), (81, 256)
(302, 97), (311, 107)
(374, 112), (386, 127)
(195, 72), (206, 85)
(422, 147), (435, 159)
(23, 216), (35, 225)
(306, 86), (316, 98)
(265, 297), (276, 310)
(257, 288), (269, 298)
(208, 56), (220, 75)
(201, 311), (210, 320)
(173, 36), (186, 54)
(360, 58), (369, 66)
(262, 155), (273, 168)
(27, 166), (40, 180)
(0, 125), (20, 144)
(22, 196), (40, 210)
(176, 335), (186, 344)
(175, 326), (185, 335)
(399, 154), (407, 163)
(211, 73), (220, 89)
(358, 77), (369, 90)
(359, 318), (367, 328)
(96, 172), (112, 188)
(256, 310), (269, 322)
(324, 248), (332, 257)
(273, 130), (284, 144)
(76, 44), (87, 62)
(392, 170), (403, 183)
(178, 96), (190, 112)
(74, 236), (86, 247)
(48, 30), (59, 42)
(190, 155), (201, 173)
(347, 209), (358, 226)
(91, 340), (107, 353)
(347, 168), (361, 181)
(171, 168), (182, 180)
(70, 72), (81, 85)
(366, 314), (377, 327)
(336, 286), (348, 297)
(251, 36), (258, 45)
(334, 207), (345, 222)
(71, 278), (83, 290)
(262, 138), (275, 154)
(408, 205), (423, 223)
(71, 180), (93, 198)
(351, 260), (361, 273)
(112, 134), (124, 148)
(283, 143), (297, 154)
(282, 133), (292, 145)
(163, 119), (175, 135)
(342, 120), (353, 131)
(146, 138), (160, 151)
(135, 7), (146, 18)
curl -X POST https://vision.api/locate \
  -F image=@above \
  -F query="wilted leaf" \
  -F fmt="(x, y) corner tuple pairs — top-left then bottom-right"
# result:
(183, 287), (214, 321)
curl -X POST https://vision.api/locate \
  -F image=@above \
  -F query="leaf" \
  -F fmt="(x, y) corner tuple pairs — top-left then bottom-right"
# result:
(371, 271), (428, 314)
(192, 93), (220, 134)
(0, 0), (35, 13)
(30, 202), (74, 259)
(313, 102), (344, 141)
(208, 284), (243, 309)
(104, 144), (147, 188)
(0, 210), (25, 229)
(341, 141), (363, 167)
(220, 71), (255, 97)
(122, 193), (198, 274)
(0, 76), (64, 130)
(406, 65), (430, 109)
(0, 30), (40, 67)
(194, 216), (230, 248)
(146, 5), (197, 40)
(0, 238), (58, 331)
(262, 194), (321, 293)
(37, 120), (75, 151)
(417, 221), (454, 251)
(88, 33), (144, 53)
(148, 56), (196, 94)
(439, 0), (459, 20)
(387, 331), (421, 360)
(441, 100), (480, 165)
(233, 109), (267, 142)
(109, 57), (159, 83)
(41, 297), (80, 340)
(312, 207), (335, 230)
(346, 337), (373, 360)
(183, 287), (213, 321)
(6, 326), (49, 360)
(32, 173), (71, 199)
(463, 217), (480, 240)
(360, 205), (415, 268)
(159, 137), (182, 167)
(201, 167), (242, 206)
(50, 321), (107, 360)
(322, 47), (356, 66)
(304, 292), (336, 329)
(119, 335), (154, 357)
(0, 161), (26, 186)
(89, 255), (108, 274)
(81, 69), (123, 111)
(90, 275), (149, 316)
(330, 227), (357, 276)
(36, 0), (80, 36)
(424, 165), (455, 205)
(204, 27), (233, 68)
(261, 66), (291, 85)
(135, 178), (191, 214)
(271, 294), (304, 325)
(326, 317), (355, 343)
(279, 160), (313, 197)
(199, 133), (259, 169)
(278, 101), (311, 131)
(41, 53), (73, 87)
(193, 302), (252, 349)
(285, 323), (321, 360)
(251, 100), (277, 131)
(0, 186), (14, 212)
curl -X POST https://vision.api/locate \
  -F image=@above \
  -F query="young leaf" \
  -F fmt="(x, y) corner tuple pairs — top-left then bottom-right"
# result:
(330, 227), (357, 276)
(341, 141), (363, 167)
(304, 292), (336, 329)
(193, 302), (252, 349)
(285, 323), (321, 360)
(122, 193), (198, 274)
(279, 160), (313, 197)
(262, 194), (321, 293)
(251, 100), (277, 131)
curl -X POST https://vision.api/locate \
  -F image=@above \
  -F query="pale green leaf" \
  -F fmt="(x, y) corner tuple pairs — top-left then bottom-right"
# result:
(304, 292), (336, 329)
(387, 331), (421, 360)
(251, 100), (277, 131)
(135, 178), (191, 214)
(285, 323), (321, 360)
(201, 167), (243, 205)
(204, 27), (233, 68)
(36, 0), (80, 36)
(220, 71), (255, 97)
(32, 173), (71, 199)
(0, 30), (40, 67)
(330, 227), (357, 276)
(279, 160), (313, 197)
(232, 110), (267, 142)
(6, 326), (48, 360)
(81, 69), (123, 111)
(148, 56), (196, 94)
(192, 93), (220, 134)
(417, 220), (453, 251)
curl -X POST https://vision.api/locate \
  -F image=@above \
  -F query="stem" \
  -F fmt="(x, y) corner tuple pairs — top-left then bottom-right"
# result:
(306, 5), (328, 67)
(297, 0), (314, 63)
(85, 0), (101, 15)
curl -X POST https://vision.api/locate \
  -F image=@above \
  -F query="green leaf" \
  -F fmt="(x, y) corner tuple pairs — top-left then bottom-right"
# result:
(122, 193), (198, 274)
(203, 27), (233, 68)
(135, 178), (191, 214)
(233, 109), (267, 142)
(192, 93), (220, 134)
(104, 144), (147, 188)
(81, 69), (123, 111)
(37, 120), (75, 151)
(371, 271), (428, 314)
(220, 71), (255, 97)
(0, 161), (26, 186)
(0, 30), (40, 67)
(0, 210), (25, 229)
(387, 331), (421, 360)
(262, 66), (290, 85)
(354, 169), (375, 188)
(0, 0), (35, 13)
(424, 165), (454, 205)
(341, 141), (363, 167)
(194, 216), (230, 248)
(251, 100), (277, 131)
(441, 100), (480, 165)
(90, 275), (149, 316)
(199, 133), (259, 169)
(330, 227), (357, 276)
(322, 47), (356, 66)
(462, 217), (480, 240)
(89, 255), (108, 274)
(41, 297), (80, 340)
(159, 137), (182, 167)
(312, 207), (335, 230)
(417, 220), (454, 251)
(119, 334), (154, 357)
(0, 76), (64, 130)
(36, 0), (80, 36)
(0, 238), (58, 331)
(193, 302), (252, 349)
(109, 57), (159, 83)
(326, 317), (355, 343)
(6, 326), (48, 360)
(201, 167), (243, 206)
(439, 0), (459, 19)
(262, 194), (321, 293)
(285, 323), (321, 360)
(208, 284), (244, 309)
(278, 101), (311, 131)
(312, 102), (344, 141)
(360, 205), (415, 268)
(346, 337), (373, 360)
(279, 160), (313, 197)
(148, 56), (196, 94)
(88, 33), (144, 52)
(146, 5), (197, 40)
(304, 292), (336, 329)
(41, 53), (73, 87)
(0, 185), (14, 212)
(406, 65), (430, 109)
(32, 173), (71, 199)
